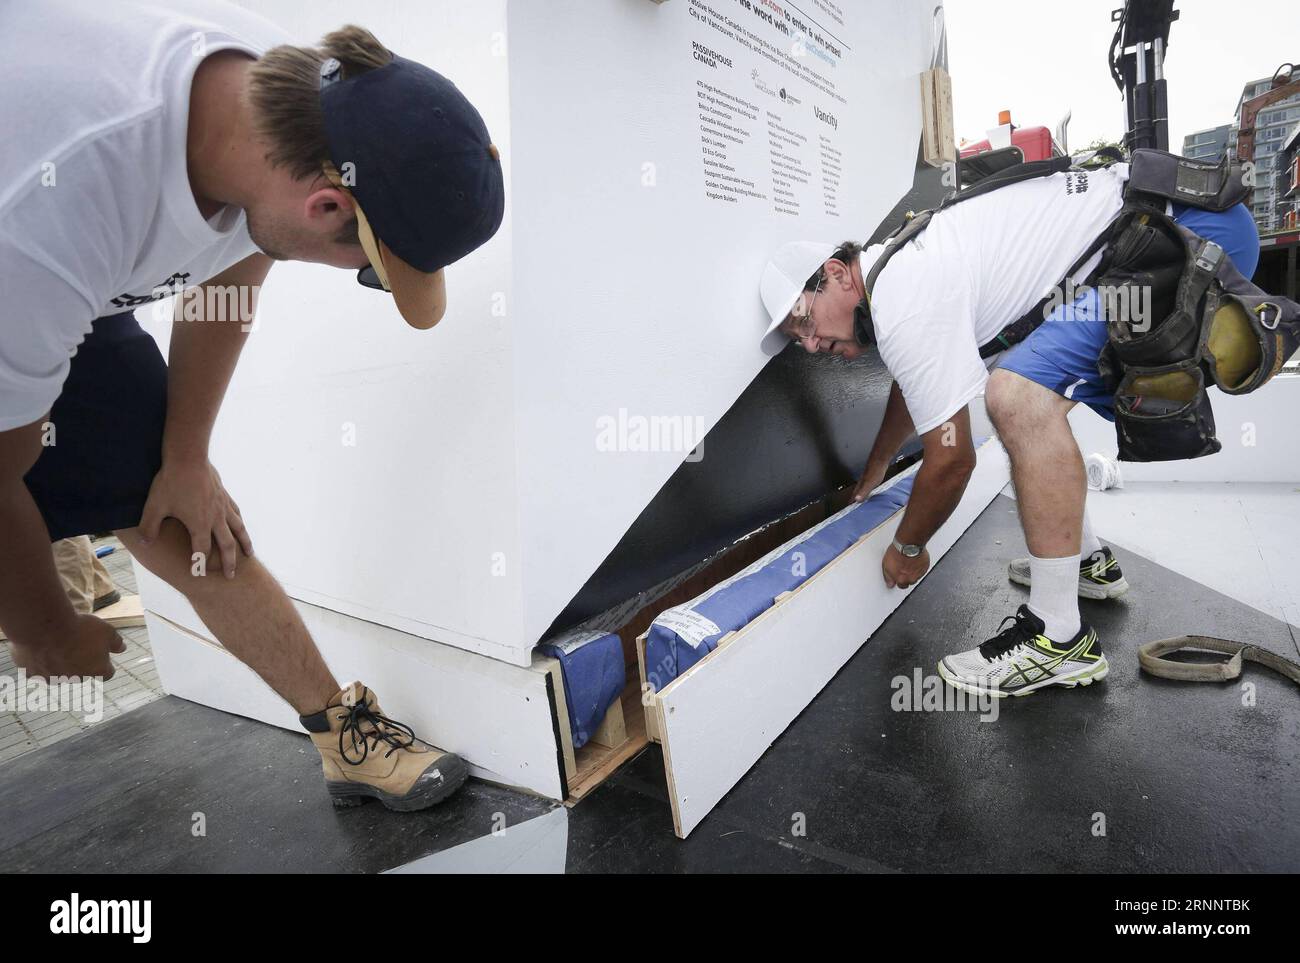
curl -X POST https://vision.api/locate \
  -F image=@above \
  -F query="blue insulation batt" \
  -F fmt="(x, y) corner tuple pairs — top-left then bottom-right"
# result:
(538, 630), (627, 750)
(644, 475), (916, 691)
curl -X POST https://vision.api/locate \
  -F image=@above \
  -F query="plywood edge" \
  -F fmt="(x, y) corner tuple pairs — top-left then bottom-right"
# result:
(538, 655), (578, 785)
(659, 439), (1009, 837)
(635, 631), (664, 744)
(655, 694), (684, 839)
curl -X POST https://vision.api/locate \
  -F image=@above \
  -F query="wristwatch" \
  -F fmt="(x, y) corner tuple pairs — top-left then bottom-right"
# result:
(892, 538), (924, 558)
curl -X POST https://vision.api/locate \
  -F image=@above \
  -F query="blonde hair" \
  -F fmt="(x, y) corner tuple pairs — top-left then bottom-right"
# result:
(246, 25), (392, 182)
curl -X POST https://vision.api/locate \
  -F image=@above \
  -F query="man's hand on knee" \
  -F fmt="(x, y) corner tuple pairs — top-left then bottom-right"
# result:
(137, 459), (253, 580)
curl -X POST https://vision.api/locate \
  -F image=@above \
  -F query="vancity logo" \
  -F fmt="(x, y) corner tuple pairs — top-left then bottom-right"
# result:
(49, 893), (151, 943)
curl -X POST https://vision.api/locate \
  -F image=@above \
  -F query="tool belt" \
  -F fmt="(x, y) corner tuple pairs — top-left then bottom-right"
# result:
(1094, 150), (1300, 462)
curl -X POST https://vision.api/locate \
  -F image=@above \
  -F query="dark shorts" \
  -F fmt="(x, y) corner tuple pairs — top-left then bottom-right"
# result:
(23, 311), (168, 541)
(996, 202), (1262, 419)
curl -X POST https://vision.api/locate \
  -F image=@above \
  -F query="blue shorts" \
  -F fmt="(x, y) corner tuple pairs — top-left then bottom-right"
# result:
(996, 202), (1260, 420)
(23, 311), (168, 540)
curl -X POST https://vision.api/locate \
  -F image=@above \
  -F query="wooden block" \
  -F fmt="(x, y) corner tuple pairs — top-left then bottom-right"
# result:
(587, 695), (627, 749)
(921, 67), (956, 168)
(96, 593), (146, 630)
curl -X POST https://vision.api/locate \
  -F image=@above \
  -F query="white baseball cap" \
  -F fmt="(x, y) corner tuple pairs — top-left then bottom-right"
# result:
(758, 240), (837, 356)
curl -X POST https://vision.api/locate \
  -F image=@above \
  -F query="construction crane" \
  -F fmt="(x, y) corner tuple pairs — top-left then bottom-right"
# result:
(1236, 62), (1300, 163)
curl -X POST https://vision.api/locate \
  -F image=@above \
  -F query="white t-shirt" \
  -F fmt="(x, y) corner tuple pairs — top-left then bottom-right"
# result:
(867, 164), (1130, 435)
(0, 0), (291, 431)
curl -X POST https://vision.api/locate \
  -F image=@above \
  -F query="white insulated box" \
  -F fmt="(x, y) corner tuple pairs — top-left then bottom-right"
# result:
(135, 0), (955, 803)
(139, 0), (940, 661)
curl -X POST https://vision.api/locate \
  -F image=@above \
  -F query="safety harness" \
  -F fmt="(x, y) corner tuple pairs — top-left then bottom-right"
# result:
(855, 149), (1300, 462)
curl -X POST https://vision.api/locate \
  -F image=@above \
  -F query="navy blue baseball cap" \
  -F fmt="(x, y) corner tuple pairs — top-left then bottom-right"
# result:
(319, 53), (504, 329)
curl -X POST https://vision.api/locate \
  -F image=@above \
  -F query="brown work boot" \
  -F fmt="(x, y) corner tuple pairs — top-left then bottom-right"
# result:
(299, 682), (468, 812)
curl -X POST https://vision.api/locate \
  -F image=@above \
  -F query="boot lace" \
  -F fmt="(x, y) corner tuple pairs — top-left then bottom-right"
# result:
(337, 693), (417, 764)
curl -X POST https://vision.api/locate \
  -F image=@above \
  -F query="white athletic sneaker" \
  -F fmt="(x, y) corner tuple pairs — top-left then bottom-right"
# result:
(1008, 546), (1130, 600)
(938, 605), (1109, 698)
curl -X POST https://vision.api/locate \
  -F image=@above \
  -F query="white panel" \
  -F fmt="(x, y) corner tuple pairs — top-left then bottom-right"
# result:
(137, 0), (938, 664)
(144, 598), (565, 799)
(657, 438), (1011, 838)
(507, 0), (937, 643)
(137, 0), (528, 661)
(384, 806), (568, 874)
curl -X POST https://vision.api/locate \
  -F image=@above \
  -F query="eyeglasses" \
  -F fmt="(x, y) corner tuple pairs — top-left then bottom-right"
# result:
(786, 277), (823, 342)
(356, 265), (385, 291)
(320, 163), (390, 293)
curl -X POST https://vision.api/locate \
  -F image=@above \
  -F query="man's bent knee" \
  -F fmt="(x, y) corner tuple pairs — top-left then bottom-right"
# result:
(987, 369), (1073, 434)
(116, 520), (233, 599)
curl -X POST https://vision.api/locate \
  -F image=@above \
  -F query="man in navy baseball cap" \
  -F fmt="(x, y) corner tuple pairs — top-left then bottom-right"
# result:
(1, 12), (508, 815)
(318, 51), (505, 329)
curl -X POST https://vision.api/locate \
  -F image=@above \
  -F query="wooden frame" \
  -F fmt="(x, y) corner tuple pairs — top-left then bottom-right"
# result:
(643, 438), (1010, 837)
(139, 438), (1006, 817)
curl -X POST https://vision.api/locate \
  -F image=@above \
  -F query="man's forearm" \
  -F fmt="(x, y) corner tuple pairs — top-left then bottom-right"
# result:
(161, 254), (272, 462)
(895, 455), (974, 547)
(0, 479), (75, 642)
(162, 300), (251, 462)
(863, 381), (916, 478)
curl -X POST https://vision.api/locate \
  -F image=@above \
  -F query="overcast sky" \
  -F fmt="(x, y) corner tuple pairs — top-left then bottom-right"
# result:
(944, 0), (1297, 152)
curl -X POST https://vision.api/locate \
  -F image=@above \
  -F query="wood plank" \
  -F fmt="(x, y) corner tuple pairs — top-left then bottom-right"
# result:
(539, 656), (578, 783)
(94, 593), (147, 630)
(635, 632), (663, 743)
(657, 438), (1010, 837)
(921, 67), (956, 167)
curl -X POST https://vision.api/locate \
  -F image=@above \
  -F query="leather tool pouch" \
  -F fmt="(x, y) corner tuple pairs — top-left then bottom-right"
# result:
(1099, 209), (1299, 462)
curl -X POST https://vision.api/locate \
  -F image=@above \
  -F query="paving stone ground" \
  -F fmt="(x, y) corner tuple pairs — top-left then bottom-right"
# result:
(0, 537), (163, 766)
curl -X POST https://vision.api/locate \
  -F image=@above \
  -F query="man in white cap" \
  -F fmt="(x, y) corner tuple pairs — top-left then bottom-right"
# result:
(759, 166), (1259, 698)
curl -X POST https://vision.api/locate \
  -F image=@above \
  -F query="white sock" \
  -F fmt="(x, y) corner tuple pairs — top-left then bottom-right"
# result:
(1027, 552), (1082, 642)
(1080, 510), (1103, 558)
